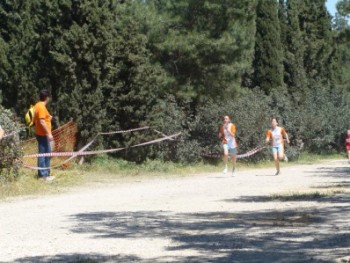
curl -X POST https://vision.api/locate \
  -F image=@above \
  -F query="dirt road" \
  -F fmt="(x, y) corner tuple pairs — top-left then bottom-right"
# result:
(0, 160), (349, 263)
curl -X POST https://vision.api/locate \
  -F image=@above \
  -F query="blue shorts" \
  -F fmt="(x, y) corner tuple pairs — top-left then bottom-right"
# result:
(223, 144), (237, 156)
(272, 145), (283, 154)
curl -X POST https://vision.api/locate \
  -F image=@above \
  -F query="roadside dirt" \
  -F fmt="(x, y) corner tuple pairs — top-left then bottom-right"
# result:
(0, 160), (349, 263)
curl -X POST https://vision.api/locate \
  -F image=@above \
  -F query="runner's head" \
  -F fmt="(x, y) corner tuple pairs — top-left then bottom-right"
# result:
(224, 115), (230, 124)
(271, 117), (278, 128)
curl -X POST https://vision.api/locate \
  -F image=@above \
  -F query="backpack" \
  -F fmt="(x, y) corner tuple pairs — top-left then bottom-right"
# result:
(25, 105), (35, 127)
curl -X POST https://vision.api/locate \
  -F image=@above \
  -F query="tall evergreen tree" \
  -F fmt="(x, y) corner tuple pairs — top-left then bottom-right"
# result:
(0, 1), (39, 112)
(283, 0), (307, 97)
(252, 0), (284, 94)
(332, 5), (350, 88)
(298, 0), (334, 87)
(144, 0), (257, 104)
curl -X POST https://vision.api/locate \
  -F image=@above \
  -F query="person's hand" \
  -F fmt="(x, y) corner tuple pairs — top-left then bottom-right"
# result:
(48, 133), (54, 141)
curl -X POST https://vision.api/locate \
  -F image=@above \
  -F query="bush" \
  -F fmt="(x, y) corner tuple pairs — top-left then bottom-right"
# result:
(297, 87), (350, 153)
(192, 89), (274, 162)
(0, 106), (23, 181)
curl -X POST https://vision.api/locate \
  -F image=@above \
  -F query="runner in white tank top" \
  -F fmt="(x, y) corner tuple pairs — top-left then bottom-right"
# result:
(265, 117), (290, 175)
(218, 115), (237, 175)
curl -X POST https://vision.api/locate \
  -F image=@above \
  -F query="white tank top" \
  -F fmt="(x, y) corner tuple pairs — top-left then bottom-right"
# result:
(271, 127), (282, 147)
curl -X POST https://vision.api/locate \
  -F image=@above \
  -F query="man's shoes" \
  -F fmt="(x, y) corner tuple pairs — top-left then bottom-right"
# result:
(46, 176), (55, 181)
(275, 170), (280, 176)
(223, 167), (228, 174)
(40, 176), (55, 181)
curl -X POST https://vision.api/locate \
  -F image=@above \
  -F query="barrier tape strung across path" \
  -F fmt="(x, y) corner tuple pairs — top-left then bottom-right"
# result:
(237, 145), (267, 159)
(99, 126), (150, 135)
(24, 126), (151, 160)
(23, 131), (181, 170)
(201, 144), (267, 159)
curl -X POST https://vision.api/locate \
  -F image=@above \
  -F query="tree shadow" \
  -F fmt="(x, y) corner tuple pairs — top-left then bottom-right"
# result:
(311, 180), (350, 189)
(4, 253), (146, 263)
(59, 206), (350, 262)
(10, 165), (350, 263)
(306, 166), (350, 179)
(222, 193), (350, 203)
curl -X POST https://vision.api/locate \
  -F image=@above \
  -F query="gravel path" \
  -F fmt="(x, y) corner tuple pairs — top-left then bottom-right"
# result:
(0, 160), (349, 263)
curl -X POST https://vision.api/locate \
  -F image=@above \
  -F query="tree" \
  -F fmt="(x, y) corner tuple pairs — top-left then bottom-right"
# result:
(252, 0), (284, 94)
(298, 0), (335, 87)
(0, 1), (39, 113)
(282, 0), (307, 97)
(145, 0), (257, 104)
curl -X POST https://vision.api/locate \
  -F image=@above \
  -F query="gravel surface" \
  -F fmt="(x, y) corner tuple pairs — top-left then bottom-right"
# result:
(0, 160), (349, 263)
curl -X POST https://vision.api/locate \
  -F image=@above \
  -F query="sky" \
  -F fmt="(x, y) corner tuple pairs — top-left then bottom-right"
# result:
(326, 0), (339, 17)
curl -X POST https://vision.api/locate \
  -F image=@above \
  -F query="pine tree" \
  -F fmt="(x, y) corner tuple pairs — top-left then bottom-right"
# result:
(0, 1), (39, 113)
(283, 0), (307, 97)
(145, 0), (257, 103)
(252, 0), (284, 94)
(298, 0), (334, 87)
(332, 5), (350, 87)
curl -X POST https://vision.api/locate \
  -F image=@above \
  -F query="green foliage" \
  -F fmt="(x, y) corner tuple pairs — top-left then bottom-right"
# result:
(297, 0), (335, 87)
(0, 106), (23, 181)
(190, 89), (273, 162)
(297, 86), (350, 152)
(0, 0), (348, 167)
(146, 0), (257, 102)
(252, 0), (284, 93)
(0, 1), (39, 113)
(336, 0), (350, 16)
(282, 0), (308, 96)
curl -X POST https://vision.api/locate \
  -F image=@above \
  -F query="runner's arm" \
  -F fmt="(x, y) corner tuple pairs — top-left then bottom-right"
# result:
(265, 131), (271, 144)
(0, 127), (4, 140)
(284, 132), (290, 144)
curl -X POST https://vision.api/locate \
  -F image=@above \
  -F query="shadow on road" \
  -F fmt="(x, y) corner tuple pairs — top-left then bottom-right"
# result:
(3, 253), (147, 263)
(307, 166), (350, 179)
(62, 205), (349, 262)
(10, 164), (350, 263)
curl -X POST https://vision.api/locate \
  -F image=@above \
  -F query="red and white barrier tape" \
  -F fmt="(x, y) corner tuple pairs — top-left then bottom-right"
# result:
(237, 145), (266, 159)
(201, 145), (267, 159)
(99, 126), (150, 135)
(23, 132), (181, 170)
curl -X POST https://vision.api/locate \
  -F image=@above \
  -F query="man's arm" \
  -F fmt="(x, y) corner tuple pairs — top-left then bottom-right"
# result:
(39, 119), (53, 141)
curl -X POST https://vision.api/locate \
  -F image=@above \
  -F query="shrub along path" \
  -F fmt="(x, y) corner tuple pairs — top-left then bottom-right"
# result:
(0, 160), (349, 262)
